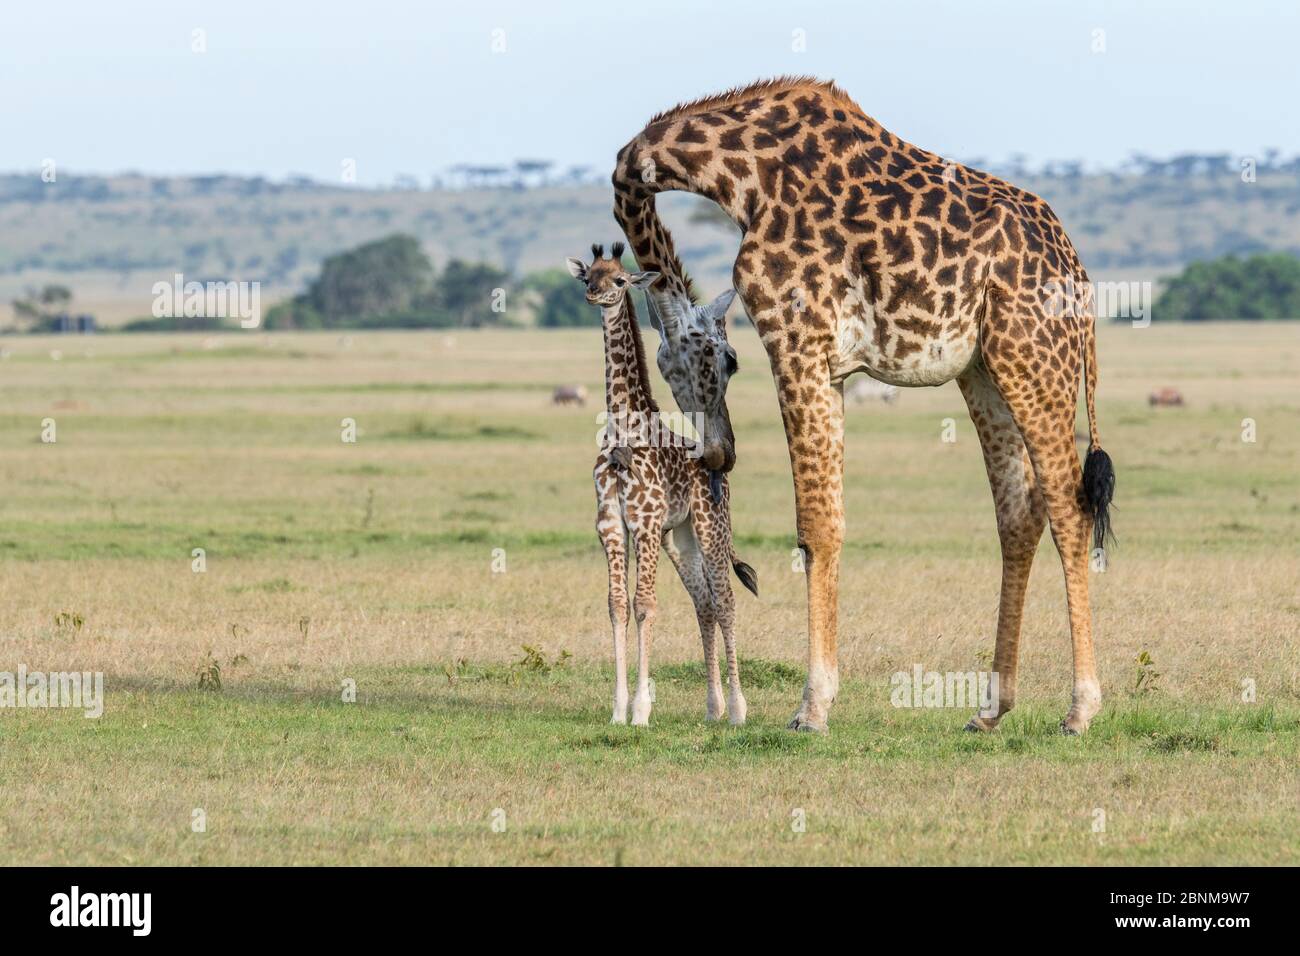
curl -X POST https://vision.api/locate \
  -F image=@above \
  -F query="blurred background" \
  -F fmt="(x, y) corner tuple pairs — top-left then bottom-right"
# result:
(2, 0), (1299, 330)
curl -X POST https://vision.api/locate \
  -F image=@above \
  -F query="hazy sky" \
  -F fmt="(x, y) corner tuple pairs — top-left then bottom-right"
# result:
(4, 0), (1297, 183)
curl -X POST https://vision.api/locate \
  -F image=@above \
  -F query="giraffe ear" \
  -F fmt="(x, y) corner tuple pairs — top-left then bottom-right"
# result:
(705, 288), (737, 324)
(565, 257), (588, 280)
(627, 270), (660, 290)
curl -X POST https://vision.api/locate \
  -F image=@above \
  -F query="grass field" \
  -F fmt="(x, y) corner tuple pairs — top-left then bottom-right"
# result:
(0, 322), (1297, 865)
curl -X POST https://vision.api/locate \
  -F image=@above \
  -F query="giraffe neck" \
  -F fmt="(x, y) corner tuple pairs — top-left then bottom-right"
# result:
(611, 80), (885, 325)
(601, 294), (658, 419)
(613, 193), (695, 306)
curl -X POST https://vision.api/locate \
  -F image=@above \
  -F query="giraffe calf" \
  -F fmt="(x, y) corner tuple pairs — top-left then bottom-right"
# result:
(569, 243), (758, 727)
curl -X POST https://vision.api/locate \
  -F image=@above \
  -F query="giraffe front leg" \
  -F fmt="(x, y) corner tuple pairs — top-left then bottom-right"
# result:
(740, 285), (846, 733)
(629, 523), (663, 727)
(607, 563), (630, 726)
(597, 473), (630, 724)
(780, 364), (845, 733)
(788, 507), (842, 733)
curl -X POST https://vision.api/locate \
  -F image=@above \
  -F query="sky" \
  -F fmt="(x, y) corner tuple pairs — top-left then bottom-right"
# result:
(3, 0), (1298, 184)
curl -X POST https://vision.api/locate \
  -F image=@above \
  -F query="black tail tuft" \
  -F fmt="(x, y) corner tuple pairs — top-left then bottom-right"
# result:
(1083, 447), (1116, 552)
(732, 560), (759, 597)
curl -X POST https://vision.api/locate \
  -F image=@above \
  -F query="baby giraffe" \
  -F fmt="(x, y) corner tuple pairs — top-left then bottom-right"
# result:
(568, 242), (758, 727)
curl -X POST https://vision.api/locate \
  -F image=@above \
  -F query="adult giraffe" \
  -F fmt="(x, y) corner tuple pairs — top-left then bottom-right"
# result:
(612, 77), (1115, 734)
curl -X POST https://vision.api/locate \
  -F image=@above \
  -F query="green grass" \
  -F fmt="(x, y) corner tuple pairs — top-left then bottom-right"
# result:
(0, 324), (1296, 865)
(1, 663), (1295, 865)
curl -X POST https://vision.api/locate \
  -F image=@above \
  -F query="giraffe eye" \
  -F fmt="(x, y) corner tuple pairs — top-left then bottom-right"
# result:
(614, 277), (627, 287)
(724, 349), (739, 375)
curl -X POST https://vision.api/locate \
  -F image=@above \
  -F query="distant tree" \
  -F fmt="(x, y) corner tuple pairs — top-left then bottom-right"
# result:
(525, 268), (595, 327)
(434, 260), (510, 326)
(11, 284), (72, 331)
(307, 233), (434, 322)
(465, 165), (510, 189)
(524, 258), (650, 329)
(262, 297), (327, 330)
(1154, 253), (1300, 321)
(514, 159), (554, 187)
(562, 164), (594, 185)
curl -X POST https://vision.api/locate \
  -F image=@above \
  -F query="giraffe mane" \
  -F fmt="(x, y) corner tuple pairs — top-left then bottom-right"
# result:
(647, 75), (855, 125)
(622, 293), (659, 414)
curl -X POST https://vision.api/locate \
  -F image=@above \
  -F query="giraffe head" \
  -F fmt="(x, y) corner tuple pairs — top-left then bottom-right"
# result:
(643, 286), (740, 474)
(565, 242), (659, 306)
(566, 242), (740, 474)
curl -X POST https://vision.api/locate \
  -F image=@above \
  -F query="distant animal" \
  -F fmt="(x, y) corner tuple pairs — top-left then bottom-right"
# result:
(846, 377), (899, 405)
(570, 242), (757, 728)
(1148, 387), (1185, 407)
(551, 384), (588, 406)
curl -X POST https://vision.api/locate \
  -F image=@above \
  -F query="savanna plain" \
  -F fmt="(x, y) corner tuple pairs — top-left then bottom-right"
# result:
(0, 321), (1296, 865)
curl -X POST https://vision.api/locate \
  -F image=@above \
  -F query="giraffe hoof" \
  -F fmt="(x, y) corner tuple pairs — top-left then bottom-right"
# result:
(1059, 718), (1086, 736)
(787, 713), (827, 733)
(964, 717), (994, 733)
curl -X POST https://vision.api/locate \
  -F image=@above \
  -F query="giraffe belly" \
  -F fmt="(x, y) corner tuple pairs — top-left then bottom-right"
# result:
(831, 282), (979, 388)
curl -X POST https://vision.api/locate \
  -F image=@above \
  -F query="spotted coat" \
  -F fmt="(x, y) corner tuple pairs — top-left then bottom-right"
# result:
(610, 77), (1114, 735)
(568, 246), (758, 727)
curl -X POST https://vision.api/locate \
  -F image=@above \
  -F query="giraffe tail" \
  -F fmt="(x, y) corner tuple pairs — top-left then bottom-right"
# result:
(1081, 314), (1115, 551)
(731, 552), (759, 597)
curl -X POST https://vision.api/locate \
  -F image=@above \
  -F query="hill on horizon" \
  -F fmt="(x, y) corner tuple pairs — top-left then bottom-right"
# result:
(3, 163), (1299, 326)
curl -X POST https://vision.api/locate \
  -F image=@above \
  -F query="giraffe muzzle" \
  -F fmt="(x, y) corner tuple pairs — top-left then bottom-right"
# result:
(700, 438), (735, 474)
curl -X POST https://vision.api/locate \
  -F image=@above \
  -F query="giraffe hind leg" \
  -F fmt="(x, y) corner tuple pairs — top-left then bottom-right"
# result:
(958, 361), (1047, 732)
(981, 315), (1102, 735)
(667, 523), (725, 721)
(692, 494), (746, 726)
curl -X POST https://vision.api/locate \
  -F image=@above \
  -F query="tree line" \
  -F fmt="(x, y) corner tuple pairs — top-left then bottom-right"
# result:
(8, 237), (1299, 332)
(273, 235), (1300, 329)
(1153, 253), (1300, 321)
(264, 233), (597, 330)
